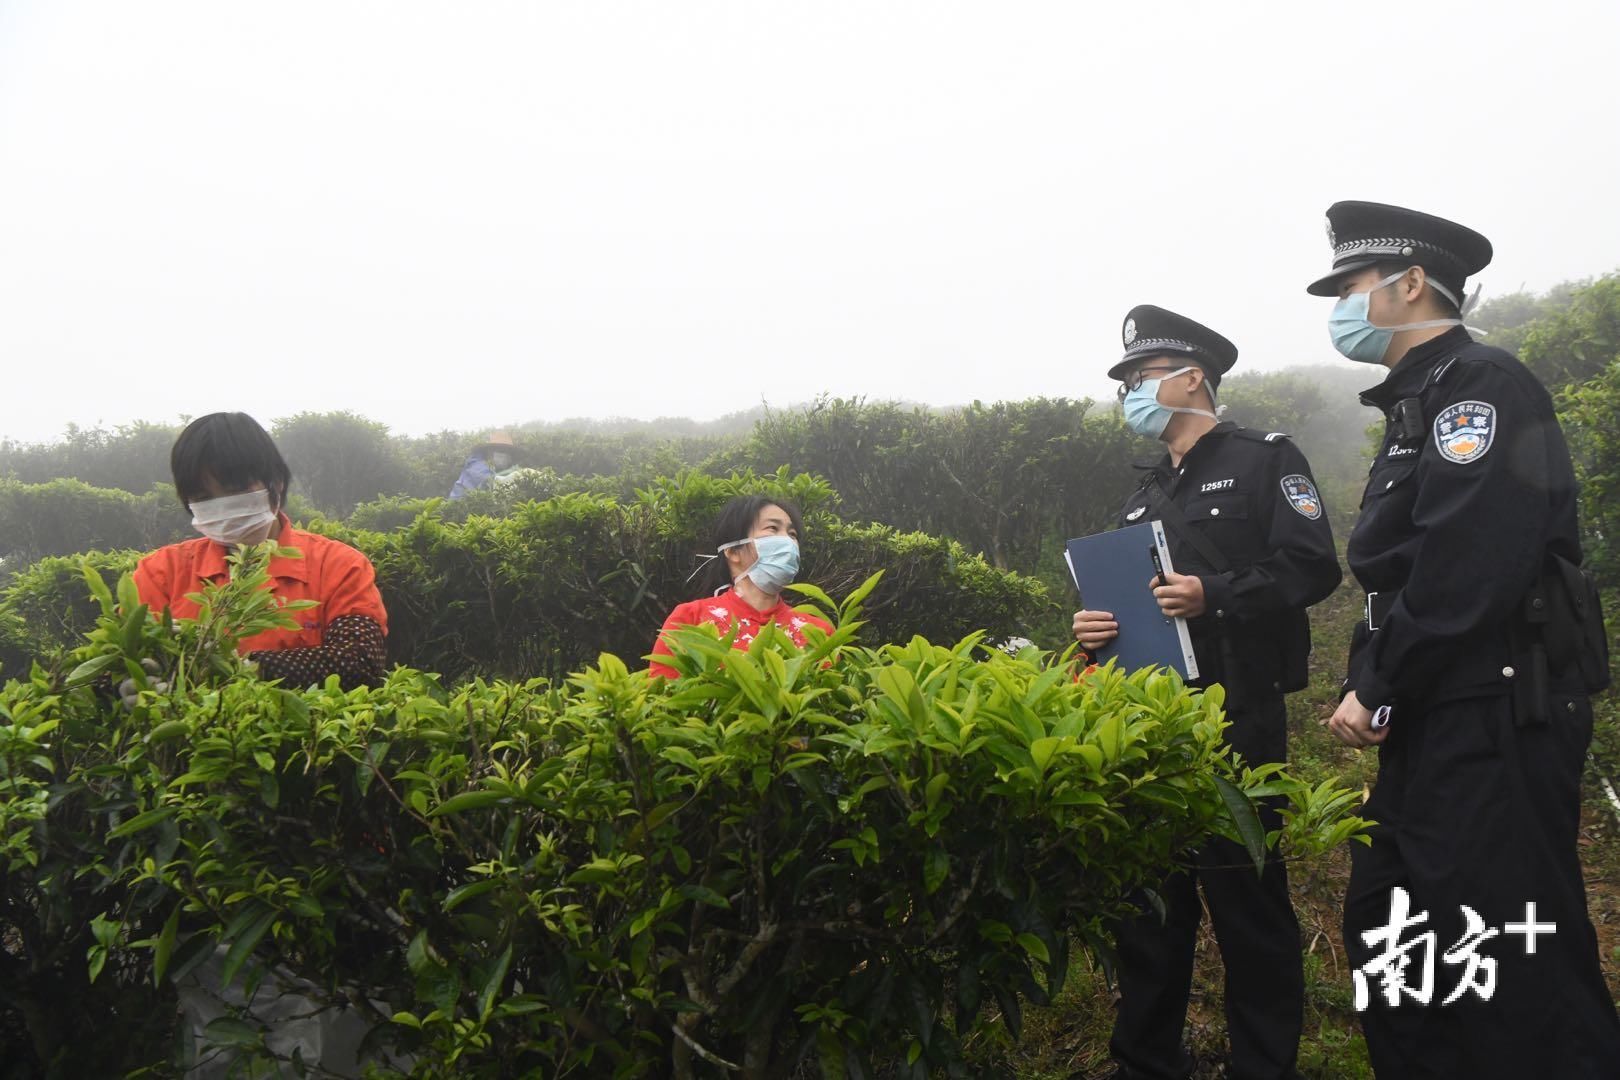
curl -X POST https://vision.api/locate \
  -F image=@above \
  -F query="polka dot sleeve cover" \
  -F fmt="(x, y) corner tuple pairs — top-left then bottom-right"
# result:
(249, 614), (388, 691)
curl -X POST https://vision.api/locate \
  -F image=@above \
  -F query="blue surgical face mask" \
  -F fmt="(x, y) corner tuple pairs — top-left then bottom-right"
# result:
(720, 534), (800, 595)
(1121, 366), (1218, 438)
(1329, 269), (1465, 364)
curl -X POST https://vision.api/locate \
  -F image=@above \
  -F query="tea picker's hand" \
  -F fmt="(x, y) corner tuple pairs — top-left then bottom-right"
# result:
(118, 658), (169, 709)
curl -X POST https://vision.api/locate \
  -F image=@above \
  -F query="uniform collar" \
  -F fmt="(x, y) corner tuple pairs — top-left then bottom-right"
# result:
(1360, 326), (1473, 410)
(191, 515), (311, 583)
(1133, 420), (1240, 478)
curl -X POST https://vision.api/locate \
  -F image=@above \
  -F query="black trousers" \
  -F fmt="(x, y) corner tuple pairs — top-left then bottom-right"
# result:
(1344, 691), (1620, 1079)
(1109, 696), (1305, 1080)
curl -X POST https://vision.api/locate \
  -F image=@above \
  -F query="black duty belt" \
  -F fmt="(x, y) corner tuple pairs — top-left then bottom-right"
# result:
(1365, 591), (1396, 632)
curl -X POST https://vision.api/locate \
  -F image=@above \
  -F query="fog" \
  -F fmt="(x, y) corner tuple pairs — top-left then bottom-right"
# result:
(2, 0), (1616, 442)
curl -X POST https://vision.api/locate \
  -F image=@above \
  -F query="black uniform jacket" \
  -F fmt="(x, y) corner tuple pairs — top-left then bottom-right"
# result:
(1346, 327), (1582, 710)
(1118, 422), (1342, 702)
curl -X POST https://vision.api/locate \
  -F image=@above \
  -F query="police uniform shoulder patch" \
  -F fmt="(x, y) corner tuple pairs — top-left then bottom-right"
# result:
(1427, 355), (1460, 387)
(1280, 474), (1322, 519)
(1433, 400), (1496, 464)
(1231, 428), (1290, 444)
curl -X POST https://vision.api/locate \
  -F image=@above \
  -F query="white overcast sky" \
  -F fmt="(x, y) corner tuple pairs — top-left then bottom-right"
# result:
(2, 1), (1617, 444)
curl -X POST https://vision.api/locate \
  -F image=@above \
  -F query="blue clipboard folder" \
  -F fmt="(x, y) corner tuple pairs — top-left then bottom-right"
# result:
(1064, 520), (1199, 681)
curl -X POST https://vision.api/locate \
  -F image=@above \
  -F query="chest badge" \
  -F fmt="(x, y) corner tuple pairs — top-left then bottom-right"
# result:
(1125, 506), (1147, 522)
(1280, 474), (1323, 520)
(1434, 400), (1496, 464)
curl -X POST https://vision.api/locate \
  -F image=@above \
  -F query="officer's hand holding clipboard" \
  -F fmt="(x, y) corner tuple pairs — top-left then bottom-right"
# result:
(1072, 608), (1119, 652)
(1148, 567), (1208, 620)
(1065, 520), (1201, 681)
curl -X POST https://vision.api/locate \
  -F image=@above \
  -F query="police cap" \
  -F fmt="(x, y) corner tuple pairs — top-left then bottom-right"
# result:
(1108, 304), (1238, 388)
(1306, 200), (1493, 299)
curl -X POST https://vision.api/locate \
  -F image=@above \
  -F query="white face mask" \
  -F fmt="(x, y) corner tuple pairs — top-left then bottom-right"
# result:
(191, 489), (278, 545)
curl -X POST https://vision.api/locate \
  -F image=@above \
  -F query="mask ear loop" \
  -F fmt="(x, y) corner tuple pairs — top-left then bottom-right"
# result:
(1161, 365), (1222, 421)
(1459, 283), (1483, 318)
(1412, 271), (1485, 333)
(1453, 281), (1486, 334)
(693, 536), (754, 591)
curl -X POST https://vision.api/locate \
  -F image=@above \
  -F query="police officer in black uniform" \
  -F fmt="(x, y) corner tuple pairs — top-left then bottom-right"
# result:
(1075, 306), (1342, 1080)
(1313, 201), (1620, 1078)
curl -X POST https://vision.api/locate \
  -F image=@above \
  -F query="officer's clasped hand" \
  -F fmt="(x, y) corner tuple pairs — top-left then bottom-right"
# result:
(1324, 689), (1388, 748)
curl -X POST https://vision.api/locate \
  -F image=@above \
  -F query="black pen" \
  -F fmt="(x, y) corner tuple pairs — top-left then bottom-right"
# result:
(1149, 546), (1169, 588)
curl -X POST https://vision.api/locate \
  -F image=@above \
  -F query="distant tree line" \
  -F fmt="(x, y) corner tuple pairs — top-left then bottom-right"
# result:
(2, 273), (1615, 601)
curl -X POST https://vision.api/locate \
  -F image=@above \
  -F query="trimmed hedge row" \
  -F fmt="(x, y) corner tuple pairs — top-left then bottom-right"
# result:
(0, 478), (190, 571)
(0, 470), (1056, 685)
(0, 551), (1367, 1077)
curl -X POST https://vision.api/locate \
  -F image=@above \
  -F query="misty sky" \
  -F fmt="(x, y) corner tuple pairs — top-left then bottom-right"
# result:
(2, 1), (1617, 444)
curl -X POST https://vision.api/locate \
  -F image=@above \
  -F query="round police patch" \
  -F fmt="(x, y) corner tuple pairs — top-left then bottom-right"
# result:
(1433, 400), (1496, 464)
(1123, 318), (1137, 345)
(1280, 474), (1322, 520)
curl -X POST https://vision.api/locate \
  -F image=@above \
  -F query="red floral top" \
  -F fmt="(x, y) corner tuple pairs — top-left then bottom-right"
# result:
(648, 589), (834, 679)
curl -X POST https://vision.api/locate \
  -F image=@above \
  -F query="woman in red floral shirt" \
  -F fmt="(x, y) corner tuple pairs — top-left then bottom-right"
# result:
(648, 495), (832, 678)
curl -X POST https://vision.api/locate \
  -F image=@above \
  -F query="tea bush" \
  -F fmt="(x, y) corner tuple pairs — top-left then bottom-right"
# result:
(1, 470), (1056, 685)
(0, 478), (190, 573)
(0, 552), (1366, 1078)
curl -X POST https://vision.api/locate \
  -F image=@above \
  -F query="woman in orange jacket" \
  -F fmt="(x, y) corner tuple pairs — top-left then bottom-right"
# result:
(131, 412), (388, 690)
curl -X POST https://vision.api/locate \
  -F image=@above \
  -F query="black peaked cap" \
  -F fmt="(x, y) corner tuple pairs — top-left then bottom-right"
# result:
(1108, 305), (1238, 387)
(1307, 200), (1492, 297)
